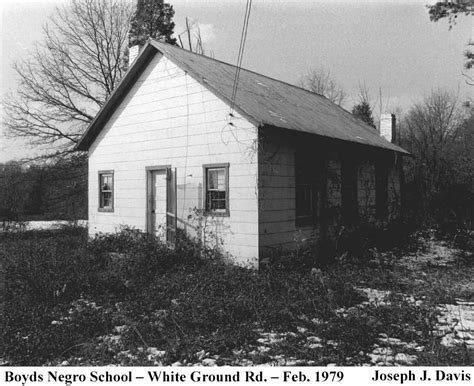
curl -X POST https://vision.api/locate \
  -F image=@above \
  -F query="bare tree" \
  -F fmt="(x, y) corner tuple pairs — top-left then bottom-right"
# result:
(400, 89), (470, 200)
(2, 0), (133, 159)
(353, 83), (391, 118)
(355, 82), (372, 107)
(299, 68), (346, 106)
(176, 17), (214, 57)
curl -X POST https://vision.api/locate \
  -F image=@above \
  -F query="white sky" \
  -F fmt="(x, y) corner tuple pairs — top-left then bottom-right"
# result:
(0, 0), (472, 162)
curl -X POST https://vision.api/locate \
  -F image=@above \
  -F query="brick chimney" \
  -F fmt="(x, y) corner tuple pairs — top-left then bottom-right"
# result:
(380, 113), (396, 143)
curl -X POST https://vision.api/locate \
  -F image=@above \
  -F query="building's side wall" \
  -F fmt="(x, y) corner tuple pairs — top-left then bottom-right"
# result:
(357, 161), (377, 221)
(257, 131), (300, 252)
(257, 131), (325, 253)
(258, 129), (403, 257)
(387, 159), (402, 219)
(88, 54), (259, 268)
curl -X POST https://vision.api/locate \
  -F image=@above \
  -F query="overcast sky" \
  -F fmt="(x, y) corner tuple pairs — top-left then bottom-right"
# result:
(0, 0), (472, 162)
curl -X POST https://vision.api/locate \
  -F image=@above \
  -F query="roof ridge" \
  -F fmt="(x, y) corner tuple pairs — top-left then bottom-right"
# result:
(151, 40), (332, 102)
(76, 40), (409, 154)
(151, 40), (379, 136)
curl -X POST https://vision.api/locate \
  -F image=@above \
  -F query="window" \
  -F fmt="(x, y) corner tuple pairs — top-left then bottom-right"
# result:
(204, 164), (229, 215)
(375, 163), (389, 220)
(341, 160), (358, 224)
(296, 183), (313, 218)
(295, 152), (319, 226)
(98, 171), (114, 211)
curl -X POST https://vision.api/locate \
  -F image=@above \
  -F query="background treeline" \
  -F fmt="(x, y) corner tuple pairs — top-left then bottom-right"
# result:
(0, 154), (87, 222)
(1, 93), (472, 237)
(398, 92), (473, 237)
(1, 0), (471, 239)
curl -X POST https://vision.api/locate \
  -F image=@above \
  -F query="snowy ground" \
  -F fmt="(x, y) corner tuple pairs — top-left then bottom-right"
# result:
(25, 220), (87, 230)
(358, 239), (474, 365)
(79, 238), (473, 367)
(3, 228), (471, 366)
(1, 220), (87, 232)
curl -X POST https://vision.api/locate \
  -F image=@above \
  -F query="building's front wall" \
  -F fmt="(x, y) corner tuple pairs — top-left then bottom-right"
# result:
(88, 54), (259, 268)
(258, 128), (403, 257)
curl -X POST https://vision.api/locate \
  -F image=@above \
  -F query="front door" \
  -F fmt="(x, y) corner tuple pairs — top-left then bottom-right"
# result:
(147, 167), (177, 246)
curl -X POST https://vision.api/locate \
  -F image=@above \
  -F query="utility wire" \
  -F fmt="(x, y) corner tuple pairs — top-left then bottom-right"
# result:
(230, 0), (253, 113)
(232, 0), (252, 106)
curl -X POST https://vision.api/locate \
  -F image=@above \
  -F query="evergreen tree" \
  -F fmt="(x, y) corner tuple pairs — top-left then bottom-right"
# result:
(129, 0), (177, 47)
(352, 101), (376, 129)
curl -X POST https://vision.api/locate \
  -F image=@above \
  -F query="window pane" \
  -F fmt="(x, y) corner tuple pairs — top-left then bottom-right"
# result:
(206, 191), (213, 209)
(208, 168), (226, 191)
(217, 169), (226, 190)
(99, 173), (113, 209)
(216, 198), (226, 210)
(207, 190), (226, 211)
(102, 192), (112, 207)
(342, 161), (358, 223)
(101, 174), (112, 191)
(205, 166), (228, 212)
(216, 190), (226, 209)
(208, 169), (218, 189)
(296, 185), (312, 217)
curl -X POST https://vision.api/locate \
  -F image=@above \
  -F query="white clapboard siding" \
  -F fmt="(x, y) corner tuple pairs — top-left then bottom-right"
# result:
(89, 53), (259, 268)
(258, 135), (299, 250)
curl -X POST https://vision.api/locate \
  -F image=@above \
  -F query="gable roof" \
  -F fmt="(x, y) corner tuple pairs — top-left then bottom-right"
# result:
(76, 40), (409, 155)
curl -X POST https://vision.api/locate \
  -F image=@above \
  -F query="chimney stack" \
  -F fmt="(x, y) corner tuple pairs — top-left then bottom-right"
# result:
(128, 45), (142, 67)
(380, 113), (396, 143)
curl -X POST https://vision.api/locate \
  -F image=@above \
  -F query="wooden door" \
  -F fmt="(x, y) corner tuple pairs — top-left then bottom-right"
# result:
(166, 168), (177, 247)
(147, 167), (177, 247)
(150, 169), (167, 242)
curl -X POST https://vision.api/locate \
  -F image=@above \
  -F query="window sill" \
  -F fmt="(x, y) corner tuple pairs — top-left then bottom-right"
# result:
(98, 207), (114, 213)
(295, 216), (316, 228)
(204, 210), (230, 217)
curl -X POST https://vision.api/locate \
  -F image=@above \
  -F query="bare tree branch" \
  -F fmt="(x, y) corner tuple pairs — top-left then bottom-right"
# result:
(400, 89), (471, 200)
(176, 17), (213, 57)
(2, 0), (132, 159)
(298, 68), (346, 106)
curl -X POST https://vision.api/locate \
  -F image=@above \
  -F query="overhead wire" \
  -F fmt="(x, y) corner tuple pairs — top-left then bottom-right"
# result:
(230, 0), (253, 114)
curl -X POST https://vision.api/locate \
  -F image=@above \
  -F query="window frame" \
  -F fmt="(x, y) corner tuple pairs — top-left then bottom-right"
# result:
(203, 163), (230, 217)
(341, 159), (358, 224)
(375, 163), (389, 220)
(295, 152), (319, 227)
(98, 170), (114, 212)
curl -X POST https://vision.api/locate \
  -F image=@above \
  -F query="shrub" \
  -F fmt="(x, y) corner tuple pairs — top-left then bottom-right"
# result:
(87, 227), (204, 296)
(3, 225), (469, 366)
(116, 263), (365, 361)
(2, 226), (95, 304)
(1, 299), (115, 365)
(334, 218), (418, 260)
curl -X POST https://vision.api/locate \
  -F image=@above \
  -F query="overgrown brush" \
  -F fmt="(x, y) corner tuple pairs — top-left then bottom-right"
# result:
(1, 225), (471, 366)
(0, 226), (363, 364)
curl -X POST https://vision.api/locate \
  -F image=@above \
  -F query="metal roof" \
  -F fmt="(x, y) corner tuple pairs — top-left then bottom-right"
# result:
(76, 40), (409, 155)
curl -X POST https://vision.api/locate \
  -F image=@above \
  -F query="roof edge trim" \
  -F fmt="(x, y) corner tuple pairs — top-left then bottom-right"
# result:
(75, 42), (156, 151)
